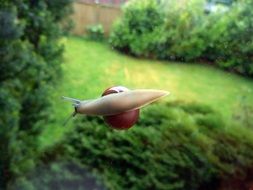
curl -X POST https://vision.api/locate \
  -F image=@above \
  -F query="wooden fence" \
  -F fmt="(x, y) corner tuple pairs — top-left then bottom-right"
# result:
(71, 1), (123, 36)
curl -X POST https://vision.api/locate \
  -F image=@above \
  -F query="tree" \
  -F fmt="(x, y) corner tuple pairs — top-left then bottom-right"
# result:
(0, 0), (72, 188)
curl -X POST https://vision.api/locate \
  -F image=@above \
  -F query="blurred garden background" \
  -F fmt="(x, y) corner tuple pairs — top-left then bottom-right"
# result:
(1, 0), (253, 189)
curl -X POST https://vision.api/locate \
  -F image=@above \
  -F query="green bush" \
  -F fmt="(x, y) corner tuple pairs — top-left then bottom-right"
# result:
(110, 0), (253, 77)
(162, 0), (208, 61)
(110, 0), (208, 60)
(86, 24), (105, 41)
(0, 0), (72, 188)
(110, 0), (165, 58)
(63, 102), (253, 190)
(209, 0), (253, 76)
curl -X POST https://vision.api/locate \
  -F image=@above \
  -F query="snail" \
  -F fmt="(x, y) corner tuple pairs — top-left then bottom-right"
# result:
(62, 86), (170, 129)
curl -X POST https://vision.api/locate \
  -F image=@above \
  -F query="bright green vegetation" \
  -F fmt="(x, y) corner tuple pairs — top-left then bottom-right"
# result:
(110, 0), (253, 77)
(31, 36), (253, 190)
(40, 36), (253, 148)
(0, 1), (72, 188)
(63, 102), (253, 190)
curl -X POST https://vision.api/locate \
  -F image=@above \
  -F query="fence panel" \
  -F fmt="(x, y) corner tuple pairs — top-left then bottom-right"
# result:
(71, 1), (122, 36)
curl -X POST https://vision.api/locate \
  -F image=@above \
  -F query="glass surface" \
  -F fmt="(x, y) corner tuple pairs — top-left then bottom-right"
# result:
(1, 0), (253, 189)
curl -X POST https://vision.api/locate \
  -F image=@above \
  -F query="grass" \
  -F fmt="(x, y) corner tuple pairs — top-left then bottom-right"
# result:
(39, 36), (253, 149)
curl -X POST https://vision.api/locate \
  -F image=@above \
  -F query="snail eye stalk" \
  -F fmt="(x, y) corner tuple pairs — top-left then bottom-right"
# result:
(63, 111), (77, 126)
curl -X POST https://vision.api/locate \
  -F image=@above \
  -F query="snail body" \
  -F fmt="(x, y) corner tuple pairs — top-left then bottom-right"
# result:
(62, 86), (170, 129)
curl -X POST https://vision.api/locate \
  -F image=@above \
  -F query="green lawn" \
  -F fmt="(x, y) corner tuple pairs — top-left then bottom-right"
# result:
(39, 36), (253, 148)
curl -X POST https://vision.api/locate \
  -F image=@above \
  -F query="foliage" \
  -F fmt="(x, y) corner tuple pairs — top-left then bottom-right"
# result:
(86, 24), (105, 41)
(209, 0), (253, 76)
(161, 0), (207, 61)
(63, 102), (253, 190)
(0, 0), (72, 188)
(110, 0), (253, 77)
(110, 0), (165, 57)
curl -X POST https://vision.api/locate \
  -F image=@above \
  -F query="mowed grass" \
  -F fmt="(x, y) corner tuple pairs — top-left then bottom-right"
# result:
(39, 36), (253, 148)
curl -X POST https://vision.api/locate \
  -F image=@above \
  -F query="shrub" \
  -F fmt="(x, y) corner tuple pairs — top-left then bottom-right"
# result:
(110, 0), (165, 58)
(110, 0), (208, 60)
(63, 102), (253, 190)
(0, 0), (72, 188)
(162, 0), (208, 61)
(209, 0), (253, 76)
(110, 0), (253, 77)
(86, 24), (105, 41)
